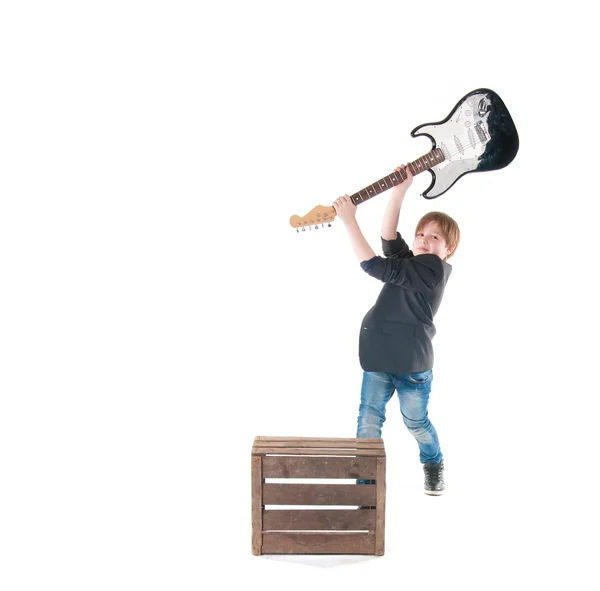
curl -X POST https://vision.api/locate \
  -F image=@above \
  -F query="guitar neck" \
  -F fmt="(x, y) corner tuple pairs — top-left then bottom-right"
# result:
(349, 148), (445, 205)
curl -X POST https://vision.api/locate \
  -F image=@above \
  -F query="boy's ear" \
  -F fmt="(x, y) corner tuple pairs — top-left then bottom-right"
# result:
(445, 244), (456, 258)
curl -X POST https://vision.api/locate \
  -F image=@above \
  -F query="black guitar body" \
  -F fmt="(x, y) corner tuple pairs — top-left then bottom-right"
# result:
(411, 88), (519, 198)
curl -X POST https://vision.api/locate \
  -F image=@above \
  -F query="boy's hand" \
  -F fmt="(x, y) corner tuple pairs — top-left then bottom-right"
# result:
(390, 164), (413, 199)
(332, 194), (356, 224)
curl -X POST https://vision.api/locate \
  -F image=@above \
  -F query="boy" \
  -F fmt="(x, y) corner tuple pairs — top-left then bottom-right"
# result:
(332, 164), (460, 495)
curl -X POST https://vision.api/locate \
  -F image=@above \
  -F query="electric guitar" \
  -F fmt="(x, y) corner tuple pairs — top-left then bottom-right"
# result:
(289, 88), (519, 231)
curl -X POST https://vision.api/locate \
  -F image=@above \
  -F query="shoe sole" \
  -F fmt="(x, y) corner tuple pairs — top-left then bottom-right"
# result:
(424, 490), (444, 496)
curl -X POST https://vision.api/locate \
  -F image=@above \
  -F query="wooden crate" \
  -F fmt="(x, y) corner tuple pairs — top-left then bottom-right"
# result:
(252, 436), (386, 555)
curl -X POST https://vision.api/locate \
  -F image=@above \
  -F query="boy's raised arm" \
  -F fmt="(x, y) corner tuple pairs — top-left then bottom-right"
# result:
(381, 164), (413, 240)
(332, 195), (376, 263)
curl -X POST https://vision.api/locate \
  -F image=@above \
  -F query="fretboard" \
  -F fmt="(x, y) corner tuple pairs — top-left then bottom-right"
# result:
(349, 148), (445, 205)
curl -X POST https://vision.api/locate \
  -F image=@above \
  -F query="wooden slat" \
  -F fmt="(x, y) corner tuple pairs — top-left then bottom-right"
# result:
(262, 456), (377, 479)
(375, 456), (386, 556)
(251, 456), (263, 555)
(263, 483), (376, 506)
(263, 509), (374, 531)
(261, 532), (375, 554)
(254, 436), (384, 446)
(253, 436), (384, 450)
(252, 446), (385, 457)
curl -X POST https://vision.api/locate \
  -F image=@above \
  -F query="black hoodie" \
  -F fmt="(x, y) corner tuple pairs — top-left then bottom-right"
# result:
(359, 232), (452, 374)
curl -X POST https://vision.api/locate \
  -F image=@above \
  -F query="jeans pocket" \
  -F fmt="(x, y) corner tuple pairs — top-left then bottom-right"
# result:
(405, 370), (432, 385)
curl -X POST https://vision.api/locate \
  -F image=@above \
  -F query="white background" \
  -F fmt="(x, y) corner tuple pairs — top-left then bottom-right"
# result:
(1, 1), (598, 589)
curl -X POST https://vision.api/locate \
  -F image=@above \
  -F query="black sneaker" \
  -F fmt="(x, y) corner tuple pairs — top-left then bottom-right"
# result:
(423, 461), (445, 495)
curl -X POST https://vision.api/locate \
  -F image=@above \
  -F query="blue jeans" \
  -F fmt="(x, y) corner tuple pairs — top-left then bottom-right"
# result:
(356, 370), (443, 482)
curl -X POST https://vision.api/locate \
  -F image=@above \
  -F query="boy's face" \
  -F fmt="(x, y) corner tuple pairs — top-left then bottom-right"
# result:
(413, 221), (454, 260)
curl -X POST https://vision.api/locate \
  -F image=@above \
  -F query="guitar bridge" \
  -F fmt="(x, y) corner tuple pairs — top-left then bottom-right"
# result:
(475, 120), (489, 144)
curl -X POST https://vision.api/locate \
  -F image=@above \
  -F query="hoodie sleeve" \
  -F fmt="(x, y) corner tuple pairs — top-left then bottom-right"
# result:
(360, 254), (445, 292)
(382, 232), (413, 259)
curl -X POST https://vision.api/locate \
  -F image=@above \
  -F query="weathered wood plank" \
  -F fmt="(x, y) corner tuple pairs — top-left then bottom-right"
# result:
(252, 447), (385, 457)
(263, 509), (375, 531)
(262, 456), (377, 479)
(263, 483), (376, 506)
(253, 436), (384, 450)
(261, 532), (375, 554)
(375, 456), (386, 556)
(251, 456), (263, 555)
(254, 436), (384, 445)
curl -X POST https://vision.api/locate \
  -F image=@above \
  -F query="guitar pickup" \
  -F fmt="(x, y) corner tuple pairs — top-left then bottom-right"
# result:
(468, 128), (476, 150)
(453, 135), (464, 155)
(439, 142), (451, 161)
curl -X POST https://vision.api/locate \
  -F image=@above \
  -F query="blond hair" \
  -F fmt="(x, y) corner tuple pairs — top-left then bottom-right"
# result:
(415, 212), (460, 260)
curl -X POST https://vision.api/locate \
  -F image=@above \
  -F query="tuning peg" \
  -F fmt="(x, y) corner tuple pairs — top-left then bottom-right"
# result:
(293, 221), (332, 232)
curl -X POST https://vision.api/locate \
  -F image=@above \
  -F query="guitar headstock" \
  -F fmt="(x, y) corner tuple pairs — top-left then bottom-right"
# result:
(289, 205), (337, 232)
